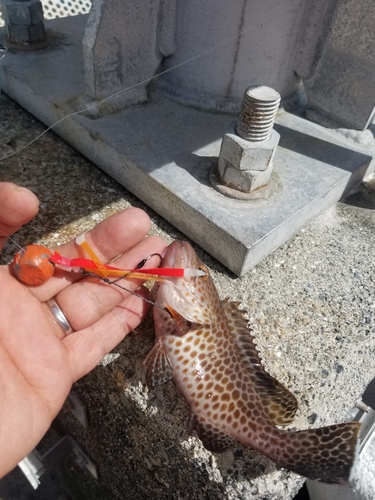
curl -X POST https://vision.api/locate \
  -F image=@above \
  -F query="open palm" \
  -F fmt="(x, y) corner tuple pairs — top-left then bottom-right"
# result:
(0, 182), (166, 477)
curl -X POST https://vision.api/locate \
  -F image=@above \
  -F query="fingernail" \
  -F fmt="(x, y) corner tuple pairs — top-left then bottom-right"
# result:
(14, 185), (39, 204)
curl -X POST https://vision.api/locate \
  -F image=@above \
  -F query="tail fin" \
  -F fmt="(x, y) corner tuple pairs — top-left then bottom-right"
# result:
(278, 422), (361, 484)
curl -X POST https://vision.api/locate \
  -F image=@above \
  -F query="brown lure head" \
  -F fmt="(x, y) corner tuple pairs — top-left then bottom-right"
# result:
(12, 244), (55, 285)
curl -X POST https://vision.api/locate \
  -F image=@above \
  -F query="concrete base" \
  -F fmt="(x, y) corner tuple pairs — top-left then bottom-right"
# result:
(1, 15), (374, 275)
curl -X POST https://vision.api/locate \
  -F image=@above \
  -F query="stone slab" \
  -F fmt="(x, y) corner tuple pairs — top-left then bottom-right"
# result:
(0, 15), (374, 275)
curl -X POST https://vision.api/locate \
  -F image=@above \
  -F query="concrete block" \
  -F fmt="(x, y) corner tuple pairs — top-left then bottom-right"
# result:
(82, 0), (167, 112)
(304, 0), (375, 130)
(156, 0), (304, 112)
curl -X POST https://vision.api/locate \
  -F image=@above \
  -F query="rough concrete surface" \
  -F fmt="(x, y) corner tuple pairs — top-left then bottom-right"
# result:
(0, 92), (374, 499)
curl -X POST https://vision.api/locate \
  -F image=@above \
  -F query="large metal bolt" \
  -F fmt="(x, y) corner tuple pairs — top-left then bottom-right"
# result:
(237, 86), (281, 141)
(216, 86), (281, 198)
(1, 0), (46, 47)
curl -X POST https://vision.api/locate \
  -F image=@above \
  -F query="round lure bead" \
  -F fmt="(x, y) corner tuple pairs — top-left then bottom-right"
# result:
(12, 244), (55, 285)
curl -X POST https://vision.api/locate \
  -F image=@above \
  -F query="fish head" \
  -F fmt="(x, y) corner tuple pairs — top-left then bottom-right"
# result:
(155, 241), (220, 330)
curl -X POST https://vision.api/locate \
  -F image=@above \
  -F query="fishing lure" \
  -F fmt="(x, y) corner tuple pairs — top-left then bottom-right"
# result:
(10, 232), (206, 286)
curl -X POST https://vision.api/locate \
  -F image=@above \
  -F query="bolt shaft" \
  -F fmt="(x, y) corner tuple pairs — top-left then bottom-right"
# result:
(237, 86), (281, 142)
(356, 401), (370, 413)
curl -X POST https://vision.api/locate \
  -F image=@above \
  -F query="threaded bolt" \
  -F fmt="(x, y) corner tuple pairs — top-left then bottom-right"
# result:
(236, 86), (281, 142)
(356, 401), (370, 413)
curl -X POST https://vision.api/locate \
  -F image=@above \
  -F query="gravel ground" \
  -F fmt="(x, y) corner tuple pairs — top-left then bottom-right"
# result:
(0, 91), (374, 499)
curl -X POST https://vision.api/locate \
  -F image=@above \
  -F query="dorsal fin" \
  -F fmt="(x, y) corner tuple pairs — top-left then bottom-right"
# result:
(222, 300), (298, 426)
(250, 370), (298, 426)
(222, 298), (263, 370)
(189, 413), (236, 453)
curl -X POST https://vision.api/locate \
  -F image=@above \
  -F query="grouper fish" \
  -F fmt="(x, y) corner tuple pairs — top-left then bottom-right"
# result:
(144, 241), (361, 484)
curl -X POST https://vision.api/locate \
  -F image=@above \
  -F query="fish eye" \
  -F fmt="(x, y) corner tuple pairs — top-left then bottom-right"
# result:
(198, 264), (209, 281)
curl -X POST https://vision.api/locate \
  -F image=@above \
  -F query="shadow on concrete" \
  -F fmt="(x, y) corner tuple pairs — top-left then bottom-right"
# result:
(275, 124), (371, 174)
(342, 184), (375, 210)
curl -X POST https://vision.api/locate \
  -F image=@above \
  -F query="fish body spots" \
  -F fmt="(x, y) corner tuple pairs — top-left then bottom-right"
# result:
(161, 318), (270, 448)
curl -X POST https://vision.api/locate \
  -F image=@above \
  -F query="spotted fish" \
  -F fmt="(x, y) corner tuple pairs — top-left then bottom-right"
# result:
(144, 241), (361, 484)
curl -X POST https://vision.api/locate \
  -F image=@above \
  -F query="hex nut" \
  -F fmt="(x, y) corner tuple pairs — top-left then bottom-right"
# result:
(218, 121), (280, 172)
(2, 0), (44, 26)
(6, 21), (45, 45)
(219, 161), (273, 193)
(217, 121), (280, 194)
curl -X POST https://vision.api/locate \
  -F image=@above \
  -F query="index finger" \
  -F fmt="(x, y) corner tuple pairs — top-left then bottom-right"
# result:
(0, 182), (39, 250)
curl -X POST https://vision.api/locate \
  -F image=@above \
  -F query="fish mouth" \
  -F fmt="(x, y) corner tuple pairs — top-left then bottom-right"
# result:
(162, 241), (197, 269)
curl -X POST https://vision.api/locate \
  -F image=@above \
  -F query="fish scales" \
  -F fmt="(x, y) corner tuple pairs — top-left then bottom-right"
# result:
(144, 240), (361, 484)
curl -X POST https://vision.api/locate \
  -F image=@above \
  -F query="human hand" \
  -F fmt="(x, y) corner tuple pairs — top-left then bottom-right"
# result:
(0, 182), (166, 477)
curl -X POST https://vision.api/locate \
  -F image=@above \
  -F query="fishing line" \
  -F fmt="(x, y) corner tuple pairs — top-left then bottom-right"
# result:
(0, 25), (253, 163)
(81, 270), (165, 311)
(0, 227), (25, 252)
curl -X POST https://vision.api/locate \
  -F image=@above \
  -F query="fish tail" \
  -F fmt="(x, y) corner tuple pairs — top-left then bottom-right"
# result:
(275, 422), (361, 484)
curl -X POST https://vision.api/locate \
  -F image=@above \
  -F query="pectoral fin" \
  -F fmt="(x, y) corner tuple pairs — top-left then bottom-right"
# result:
(143, 340), (173, 387)
(165, 306), (191, 335)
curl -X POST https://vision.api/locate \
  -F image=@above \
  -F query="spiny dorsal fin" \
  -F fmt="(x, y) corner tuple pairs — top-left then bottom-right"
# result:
(222, 298), (263, 370)
(222, 300), (298, 426)
(143, 340), (173, 387)
(189, 413), (236, 453)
